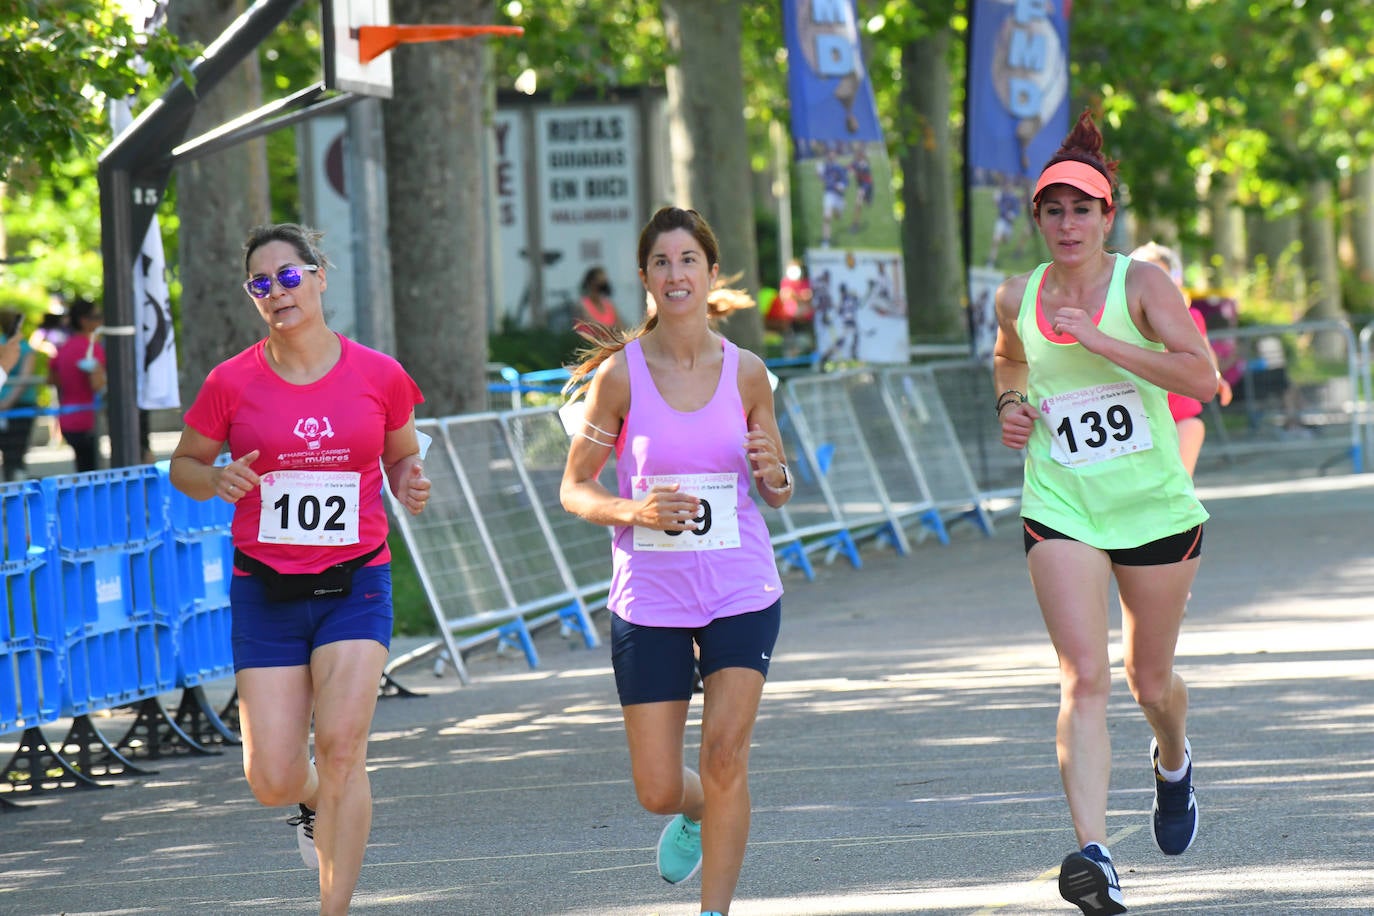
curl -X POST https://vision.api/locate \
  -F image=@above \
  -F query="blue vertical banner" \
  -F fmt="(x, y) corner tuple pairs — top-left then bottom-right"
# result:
(783, 0), (908, 364)
(965, 0), (1073, 360)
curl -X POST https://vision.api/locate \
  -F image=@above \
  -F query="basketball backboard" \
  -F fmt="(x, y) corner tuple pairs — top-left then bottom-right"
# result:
(323, 0), (393, 98)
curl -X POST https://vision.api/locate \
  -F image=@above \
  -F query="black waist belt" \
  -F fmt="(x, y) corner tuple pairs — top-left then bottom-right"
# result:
(233, 543), (385, 602)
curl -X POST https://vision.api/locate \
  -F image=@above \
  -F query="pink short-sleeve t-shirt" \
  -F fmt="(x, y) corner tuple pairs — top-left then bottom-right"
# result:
(1167, 307), (1209, 422)
(183, 333), (423, 574)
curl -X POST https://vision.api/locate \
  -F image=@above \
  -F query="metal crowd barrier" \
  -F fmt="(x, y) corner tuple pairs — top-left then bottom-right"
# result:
(383, 414), (598, 686)
(924, 359), (1026, 504)
(1, 466), (236, 807)
(781, 374), (911, 559)
(1201, 319), (1363, 474)
(875, 366), (996, 536)
(396, 359), (1014, 678)
(1356, 321), (1373, 469)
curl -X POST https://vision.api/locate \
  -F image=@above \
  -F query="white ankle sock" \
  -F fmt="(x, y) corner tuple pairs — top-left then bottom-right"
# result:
(1156, 752), (1190, 782)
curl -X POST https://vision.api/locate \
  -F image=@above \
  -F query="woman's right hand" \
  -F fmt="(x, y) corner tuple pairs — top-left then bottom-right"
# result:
(216, 449), (261, 503)
(999, 402), (1039, 450)
(636, 483), (702, 531)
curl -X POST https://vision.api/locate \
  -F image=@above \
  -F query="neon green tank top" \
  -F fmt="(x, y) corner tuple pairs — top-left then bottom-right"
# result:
(1017, 253), (1207, 548)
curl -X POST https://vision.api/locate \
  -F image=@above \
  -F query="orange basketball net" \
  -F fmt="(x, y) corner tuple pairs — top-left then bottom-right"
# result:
(356, 24), (525, 64)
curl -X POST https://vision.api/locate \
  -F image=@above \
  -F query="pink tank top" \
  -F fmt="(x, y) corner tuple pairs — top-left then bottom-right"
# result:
(608, 337), (782, 627)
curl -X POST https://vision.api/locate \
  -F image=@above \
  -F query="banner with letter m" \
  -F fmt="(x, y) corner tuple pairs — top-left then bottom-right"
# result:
(964, 0), (1073, 361)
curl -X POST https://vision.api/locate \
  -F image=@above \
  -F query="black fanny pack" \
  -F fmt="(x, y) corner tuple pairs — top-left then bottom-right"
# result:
(234, 544), (384, 603)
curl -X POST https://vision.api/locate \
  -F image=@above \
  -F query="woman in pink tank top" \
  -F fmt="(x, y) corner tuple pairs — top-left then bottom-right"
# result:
(561, 207), (791, 916)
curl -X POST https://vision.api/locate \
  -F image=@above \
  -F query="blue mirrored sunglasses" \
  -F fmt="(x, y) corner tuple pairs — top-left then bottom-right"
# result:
(244, 264), (319, 299)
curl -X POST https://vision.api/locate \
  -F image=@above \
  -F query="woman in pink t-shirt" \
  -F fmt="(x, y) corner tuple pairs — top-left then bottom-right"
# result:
(1129, 242), (1233, 476)
(561, 207), (791, 916)
(48, 297), (107, 472)
(169, 224), (430, 913)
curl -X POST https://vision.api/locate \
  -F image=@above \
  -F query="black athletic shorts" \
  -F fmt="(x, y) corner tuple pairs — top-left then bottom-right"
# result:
(1023, 518), (1203, 566)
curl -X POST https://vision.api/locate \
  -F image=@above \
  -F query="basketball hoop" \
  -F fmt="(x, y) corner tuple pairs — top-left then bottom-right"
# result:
(356, 24), (525, 64)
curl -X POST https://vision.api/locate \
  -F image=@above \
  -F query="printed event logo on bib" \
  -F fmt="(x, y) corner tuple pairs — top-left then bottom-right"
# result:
(258, 470), (362, 545)
(1040, 380), (1153, 468)
(632, 473), (741, 552)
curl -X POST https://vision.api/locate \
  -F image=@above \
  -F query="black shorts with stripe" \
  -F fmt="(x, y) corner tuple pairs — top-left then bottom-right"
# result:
(1023, 518), (1203, 566)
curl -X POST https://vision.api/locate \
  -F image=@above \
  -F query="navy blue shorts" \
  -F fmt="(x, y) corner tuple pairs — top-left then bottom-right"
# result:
(230, 563), (394, 671)
(610, 600), (782, 706)
(1023, 518), (1204, 566)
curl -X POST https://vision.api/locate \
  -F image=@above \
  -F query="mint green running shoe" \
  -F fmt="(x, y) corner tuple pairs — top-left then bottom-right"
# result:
(656, 814), (702, 884)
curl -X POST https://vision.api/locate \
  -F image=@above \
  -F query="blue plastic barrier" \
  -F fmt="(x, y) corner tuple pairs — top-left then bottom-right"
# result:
(42, 467), (179, 716)
(0, 481), (62, 736)
(166, 479), (234, 688)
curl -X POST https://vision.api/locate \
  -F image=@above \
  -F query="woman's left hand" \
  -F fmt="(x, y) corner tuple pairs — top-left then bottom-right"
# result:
(399, 461), (431, 515)
(745, 424), (787, 490)
(1217, 376), (1233, 407)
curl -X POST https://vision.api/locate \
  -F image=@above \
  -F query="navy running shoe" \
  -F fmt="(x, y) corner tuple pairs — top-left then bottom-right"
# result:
(1150, 736), (1198, 855)
(1059, 843), (1127, 915)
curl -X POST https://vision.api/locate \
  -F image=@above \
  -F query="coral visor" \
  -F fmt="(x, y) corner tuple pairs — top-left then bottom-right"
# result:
(1033, 161), (1113, 207)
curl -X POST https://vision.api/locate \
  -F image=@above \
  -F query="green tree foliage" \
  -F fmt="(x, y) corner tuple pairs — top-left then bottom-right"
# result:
(0, 1), (320, 329)
(494, 0), (667, 96)
(0, 0), (194, 187)
(1072, 0), (1374, 223)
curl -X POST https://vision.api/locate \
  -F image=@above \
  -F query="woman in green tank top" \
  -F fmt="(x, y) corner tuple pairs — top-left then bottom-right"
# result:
(990, 111), (1222, 916)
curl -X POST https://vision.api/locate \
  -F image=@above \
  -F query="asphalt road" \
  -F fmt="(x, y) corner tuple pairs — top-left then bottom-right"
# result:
(1, 471), (1372, 915)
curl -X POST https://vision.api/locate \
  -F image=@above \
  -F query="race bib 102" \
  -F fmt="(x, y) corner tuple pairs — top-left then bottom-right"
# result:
(631, 473), (741, 552)
(257, 470), (362, 545)
(1040, 381), (1154, 468)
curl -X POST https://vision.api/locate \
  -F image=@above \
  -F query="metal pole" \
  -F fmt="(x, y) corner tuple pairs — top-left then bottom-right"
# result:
(97, 0), (303, 467)
(345, 97), (395, 354)
(98, 168), (140, 468)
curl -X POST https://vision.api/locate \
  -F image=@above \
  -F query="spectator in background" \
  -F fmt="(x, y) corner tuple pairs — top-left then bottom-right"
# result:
(577, 266), (620, 333)
(49, 297), (106, 472)
(0, 309), (41, 480)
(1193, 293), (1305, 434)
(767, 258), (814, 357)
(1193, 295), (1246, 390)
(33, 308), (70, 449)
(1129, 242), (1232, 476)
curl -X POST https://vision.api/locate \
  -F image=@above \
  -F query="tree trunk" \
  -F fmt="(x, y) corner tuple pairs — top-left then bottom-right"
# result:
(1246, 209), (1304, 308)
(660, 0), (764, 353)
(1348, 160), (1374, 313)
(384, 0), (492, 417)
(1300, 178), (1345, 359)
(1205, 169), (1245, 291)
(897, 31), (962, 340)
(166, 0), (271, 405)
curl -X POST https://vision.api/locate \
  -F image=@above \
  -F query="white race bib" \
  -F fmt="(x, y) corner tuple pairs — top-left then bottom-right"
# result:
(257, 470), (362, 545)
(632, 473), (741, 552)
(1040, 381), (1154, 468)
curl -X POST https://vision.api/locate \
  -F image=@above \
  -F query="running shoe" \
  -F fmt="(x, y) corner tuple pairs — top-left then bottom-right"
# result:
(286, 803), (318, 869)
(1150, 736), (1198, 855)
(656, 814), (702, 884)
(1059, 843), (1126, 915)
